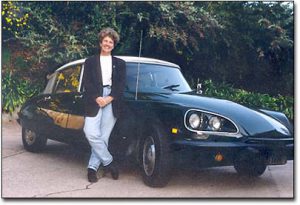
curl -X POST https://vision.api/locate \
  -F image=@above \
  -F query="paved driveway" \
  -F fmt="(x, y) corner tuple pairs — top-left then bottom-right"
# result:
(1, 121), (294, 198)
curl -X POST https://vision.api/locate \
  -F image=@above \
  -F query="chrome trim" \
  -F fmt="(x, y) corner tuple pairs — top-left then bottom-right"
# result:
(56, 59), (86, 72)
(143, 136), (156, 176)
(24, 129), (36, 145)
(55, 56), (180, 73)
(78, 64), (84, 92)
(184, 109), (242, 138)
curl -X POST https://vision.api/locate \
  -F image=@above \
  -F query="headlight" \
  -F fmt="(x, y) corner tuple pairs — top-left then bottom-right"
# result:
(188, 113), (201, 129)
(185, 109), (239, 137)
(209, 116), (221, 131)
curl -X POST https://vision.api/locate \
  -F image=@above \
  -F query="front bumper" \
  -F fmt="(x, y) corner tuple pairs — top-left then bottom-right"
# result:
(171, 137), (294, 167)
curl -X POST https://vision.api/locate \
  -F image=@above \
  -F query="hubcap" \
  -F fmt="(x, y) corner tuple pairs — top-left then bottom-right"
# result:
(24, 129), (36, 145)
(143, 136), (156, 176)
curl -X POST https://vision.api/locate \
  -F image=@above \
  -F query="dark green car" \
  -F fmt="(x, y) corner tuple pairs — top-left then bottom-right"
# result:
(18, 56), (294, 187)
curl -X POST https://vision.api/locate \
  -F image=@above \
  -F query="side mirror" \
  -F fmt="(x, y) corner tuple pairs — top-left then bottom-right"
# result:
(196, 83), (203, 94)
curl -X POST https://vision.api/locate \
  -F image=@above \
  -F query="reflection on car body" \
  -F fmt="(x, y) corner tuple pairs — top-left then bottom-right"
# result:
(18, 56), (294, 187)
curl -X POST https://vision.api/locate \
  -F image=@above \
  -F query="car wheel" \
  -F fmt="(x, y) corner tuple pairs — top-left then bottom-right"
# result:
(22, 127), (47, 152)
(234, 148), (267, 177)
(140, 125), (173, 187)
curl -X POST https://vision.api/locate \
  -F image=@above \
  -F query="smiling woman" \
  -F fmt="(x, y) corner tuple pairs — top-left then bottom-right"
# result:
(81, 27), (126, 182)
(100, 36), (115, 55)
(98, 28), (120, 55)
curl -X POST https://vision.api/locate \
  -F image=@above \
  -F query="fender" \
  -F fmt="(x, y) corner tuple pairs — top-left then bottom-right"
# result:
(259, 109), (293, 134)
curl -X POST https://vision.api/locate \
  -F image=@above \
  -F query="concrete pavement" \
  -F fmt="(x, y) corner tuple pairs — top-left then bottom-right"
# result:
(1, 121), (294, 198)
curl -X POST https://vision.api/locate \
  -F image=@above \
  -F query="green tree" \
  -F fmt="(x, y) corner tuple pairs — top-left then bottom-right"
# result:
(198, 2), (293, 95)
(1, 1), (294, 115)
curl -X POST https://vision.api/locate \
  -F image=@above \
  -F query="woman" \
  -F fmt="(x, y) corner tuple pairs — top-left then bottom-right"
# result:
(82, 28), (126, 182)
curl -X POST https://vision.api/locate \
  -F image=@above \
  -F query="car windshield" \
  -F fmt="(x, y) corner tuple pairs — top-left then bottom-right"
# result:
(126, 63), (192, 93)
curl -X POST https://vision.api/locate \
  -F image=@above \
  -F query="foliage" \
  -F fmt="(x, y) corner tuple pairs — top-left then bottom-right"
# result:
(203, 79), (294, 120)
(9, 1), (90, 70)
(2, 73), (41, 114)
(2, 1), (30, 38)
(1, 1), (294, 115)
(198, 2), (294, 95)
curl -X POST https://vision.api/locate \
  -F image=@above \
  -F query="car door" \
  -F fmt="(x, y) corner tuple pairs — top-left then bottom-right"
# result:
(36, 64), (84, 138)
(109, 62), (148, 158)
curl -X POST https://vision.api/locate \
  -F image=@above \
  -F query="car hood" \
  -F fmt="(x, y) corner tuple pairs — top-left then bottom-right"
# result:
(140, 92), (291, 137)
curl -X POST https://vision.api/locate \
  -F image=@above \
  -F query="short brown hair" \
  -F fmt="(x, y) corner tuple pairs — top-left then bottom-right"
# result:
(98, 28), (120, 45)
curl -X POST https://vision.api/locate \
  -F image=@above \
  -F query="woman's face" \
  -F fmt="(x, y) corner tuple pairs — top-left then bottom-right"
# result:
(100, 36), (114, 55)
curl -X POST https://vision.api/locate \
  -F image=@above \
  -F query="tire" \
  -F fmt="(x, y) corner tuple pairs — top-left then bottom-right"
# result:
(234, 148), (267, 177)
(22, 127), (47, 152)
(139, 125), (173, 187)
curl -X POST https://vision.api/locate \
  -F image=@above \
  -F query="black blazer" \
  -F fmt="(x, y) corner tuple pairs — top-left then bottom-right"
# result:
(82, 55), (126, 118)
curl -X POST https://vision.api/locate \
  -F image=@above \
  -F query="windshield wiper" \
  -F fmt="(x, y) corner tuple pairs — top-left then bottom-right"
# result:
(162, 84), (180, 91)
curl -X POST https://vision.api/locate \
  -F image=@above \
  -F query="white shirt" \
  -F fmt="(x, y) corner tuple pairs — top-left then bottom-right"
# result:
(100, 55), (112, 86)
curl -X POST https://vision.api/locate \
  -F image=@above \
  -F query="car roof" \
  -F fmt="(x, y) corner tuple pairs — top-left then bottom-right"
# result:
(56, 56), (180, 72)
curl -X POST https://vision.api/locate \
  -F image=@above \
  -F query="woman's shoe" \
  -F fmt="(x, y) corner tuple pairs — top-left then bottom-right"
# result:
(104, 161), (119, 180)
(87, 168), (98, 182)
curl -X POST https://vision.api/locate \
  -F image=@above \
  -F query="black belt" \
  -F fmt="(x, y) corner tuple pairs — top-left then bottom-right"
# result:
(103, 85), (111, 88)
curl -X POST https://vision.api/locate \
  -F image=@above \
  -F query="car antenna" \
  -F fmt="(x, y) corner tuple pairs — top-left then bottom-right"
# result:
(135, 29), (143, 100)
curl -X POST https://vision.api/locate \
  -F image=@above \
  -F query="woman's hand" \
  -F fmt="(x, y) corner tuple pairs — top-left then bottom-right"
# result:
(96, 97), (107, 107)
(95, 96), (114, 107)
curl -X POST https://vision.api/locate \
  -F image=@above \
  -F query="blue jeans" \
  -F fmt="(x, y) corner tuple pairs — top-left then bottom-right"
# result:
(83, 87), (117, 171)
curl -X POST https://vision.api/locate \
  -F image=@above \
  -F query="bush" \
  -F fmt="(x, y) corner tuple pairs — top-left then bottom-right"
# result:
(203, 79), (294, 120)
(2, 73), (42, 115)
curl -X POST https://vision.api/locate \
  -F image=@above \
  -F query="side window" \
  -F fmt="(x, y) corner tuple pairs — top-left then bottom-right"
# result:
(125, 63), (157, 93)
(54, 64), (82, 93)
(126, 63), (138, 92)
(138, 72), (156, 92)
(125, 62), (191, 93)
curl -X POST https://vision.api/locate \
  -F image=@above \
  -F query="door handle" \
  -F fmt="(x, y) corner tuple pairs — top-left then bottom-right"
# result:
(75, 94), (83, 99)
(44, 96), (51, 100)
